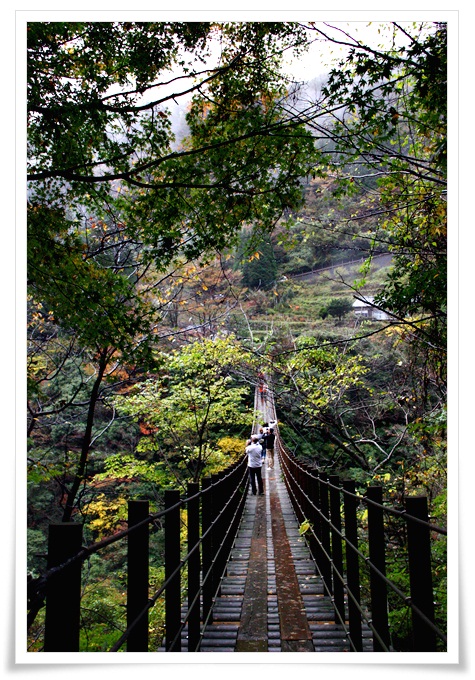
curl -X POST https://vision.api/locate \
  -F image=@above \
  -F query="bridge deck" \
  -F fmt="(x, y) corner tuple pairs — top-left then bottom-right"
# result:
(159, 392), (372, 653)
(198, 454), (372, 653)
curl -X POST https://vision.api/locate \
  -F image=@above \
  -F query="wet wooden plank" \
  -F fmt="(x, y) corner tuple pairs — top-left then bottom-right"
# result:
(235, 495), (268, 652)
(268, 469), (313, 645)
(196, 416), (374, 654)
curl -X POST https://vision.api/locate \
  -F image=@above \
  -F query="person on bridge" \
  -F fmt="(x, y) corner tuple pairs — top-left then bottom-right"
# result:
(258, 427), (267, 462)
(258, 383), (265, 401)
(245, 435), (264, 495)
(266, 428), (276, 470)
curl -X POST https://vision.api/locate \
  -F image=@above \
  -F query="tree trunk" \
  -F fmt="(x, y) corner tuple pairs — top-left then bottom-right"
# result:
(61, 349), (109, 522)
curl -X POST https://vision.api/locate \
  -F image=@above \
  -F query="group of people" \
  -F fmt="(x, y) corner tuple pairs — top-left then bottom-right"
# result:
(245, 423), (276, 496)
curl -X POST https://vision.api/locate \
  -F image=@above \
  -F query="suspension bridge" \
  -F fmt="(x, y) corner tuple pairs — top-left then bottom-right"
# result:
(193, 387), (372, 653)
(28, 381), (447, 655)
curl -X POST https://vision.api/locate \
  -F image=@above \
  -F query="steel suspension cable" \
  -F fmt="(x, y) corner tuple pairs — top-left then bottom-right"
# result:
(278, 441), (447, 647)
(277, 446), (389, 651)
(109, 461), (249, 651)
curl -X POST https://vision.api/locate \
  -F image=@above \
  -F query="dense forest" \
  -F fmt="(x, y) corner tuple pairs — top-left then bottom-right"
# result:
(26, 21), (447, 651)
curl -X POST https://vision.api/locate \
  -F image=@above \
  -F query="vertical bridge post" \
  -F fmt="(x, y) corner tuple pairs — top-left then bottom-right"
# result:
(211, 472), (223, 596)
(308, 471), (324, 581)
(329, 475), (345, 624)
(187, 482), (201, 652)
(405, 496), (437, 651)
(201, 476), (213, 625)
(127, 500), (149, 651)
(165, 489), (181, 651)
(366, 485), (390, 651)
(318, 473), (332, 598)
(44, 522), (83, 651)
(342, 480), (363, 651)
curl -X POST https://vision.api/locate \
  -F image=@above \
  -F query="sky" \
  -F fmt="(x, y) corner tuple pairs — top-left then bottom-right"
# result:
(139, 20), (432, 144)
(281, 21), (429, 81)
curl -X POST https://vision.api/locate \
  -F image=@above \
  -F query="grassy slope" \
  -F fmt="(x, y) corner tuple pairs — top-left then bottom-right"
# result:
(241, 254), (393, 340)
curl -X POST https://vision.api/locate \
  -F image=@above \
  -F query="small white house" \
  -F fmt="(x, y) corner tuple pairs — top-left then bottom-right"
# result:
(352, 296), (390, 320)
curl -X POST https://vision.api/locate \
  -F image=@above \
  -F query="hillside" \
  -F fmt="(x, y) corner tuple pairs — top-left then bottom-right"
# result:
(228, 249), (393, 344)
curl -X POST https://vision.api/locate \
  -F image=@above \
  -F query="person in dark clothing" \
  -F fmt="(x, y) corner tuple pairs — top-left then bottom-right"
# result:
(266, 428), (276, 470)
(258, 427), (267, 461)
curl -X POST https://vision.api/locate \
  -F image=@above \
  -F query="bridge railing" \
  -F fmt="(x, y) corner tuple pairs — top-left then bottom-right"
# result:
(278, 439), (447, 653)
(28, 454), (249, 652)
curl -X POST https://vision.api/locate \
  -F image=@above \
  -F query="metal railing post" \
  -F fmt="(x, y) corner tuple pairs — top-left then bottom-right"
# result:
(308, 470), (323, 574)
(233, 457), (248, 537)
(366, 486), (390, 651)
(187, 482), (201, 652)
(318, 473), (332, 597)
(296, 463), (305, 523)
(405, 496), (437, 651)
(165, 490), (181, 651)
(127, 500), (149, 651)
(343, 480), (363, 651)
(201, 477), (213, 624)
(211, 473), (221, 598)
(223, 467), (237, 566)
(329, 475), (345, 623)
(44, 522), (83, 652)
(301, 464), (312, 525)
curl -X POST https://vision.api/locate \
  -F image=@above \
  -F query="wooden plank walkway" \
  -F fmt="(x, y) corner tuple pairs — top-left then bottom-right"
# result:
(198, 452), (373, 653)
(160, 390), (372, 653)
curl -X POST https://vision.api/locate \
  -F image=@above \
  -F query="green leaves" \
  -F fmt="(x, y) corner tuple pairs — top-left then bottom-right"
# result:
(114, 335), (256, 482)
(27, 204), (154, 363)
(298, 519), (312, 535)
(315, 22), (447, 388)
(320, 23), (446, 186)
(28, 22), (318, 336)
(276, 336), (369, 414)
(240, 232), (278, 289)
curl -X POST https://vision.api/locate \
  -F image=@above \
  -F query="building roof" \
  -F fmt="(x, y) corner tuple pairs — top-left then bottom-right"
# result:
(352, 296), (374, 308)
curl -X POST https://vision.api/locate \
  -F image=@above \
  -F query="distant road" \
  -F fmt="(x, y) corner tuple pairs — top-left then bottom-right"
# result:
(287, 253), (393, 283)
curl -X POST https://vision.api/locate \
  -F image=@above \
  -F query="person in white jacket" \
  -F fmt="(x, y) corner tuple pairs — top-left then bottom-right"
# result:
(246, 436), (264, 495)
